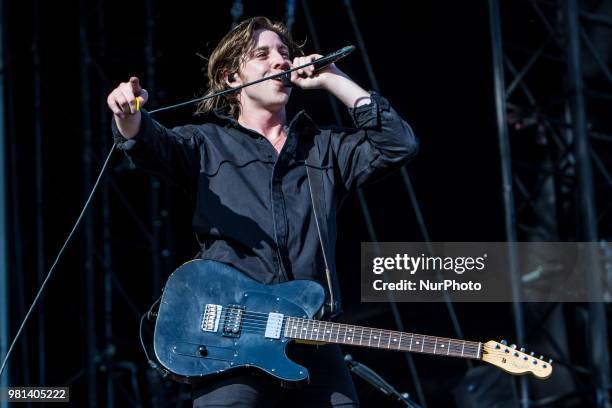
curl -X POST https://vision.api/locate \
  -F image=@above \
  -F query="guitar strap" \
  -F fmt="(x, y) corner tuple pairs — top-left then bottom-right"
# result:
(305, 151), (342, 320)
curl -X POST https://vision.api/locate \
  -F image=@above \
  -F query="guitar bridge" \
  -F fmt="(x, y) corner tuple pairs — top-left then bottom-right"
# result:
(201, 304), (222, 332)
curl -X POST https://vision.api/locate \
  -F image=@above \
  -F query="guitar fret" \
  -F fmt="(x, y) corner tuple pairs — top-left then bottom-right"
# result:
(398, 333), (402, 350)
(408, 334), (414, 351)
(298, 318), (304, 339)
(433, 338), (438, 354)
(298, 318), (303, 339)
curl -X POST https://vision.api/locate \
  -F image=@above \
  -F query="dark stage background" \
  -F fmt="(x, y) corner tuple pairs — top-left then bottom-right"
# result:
(2, 0), (611, 407)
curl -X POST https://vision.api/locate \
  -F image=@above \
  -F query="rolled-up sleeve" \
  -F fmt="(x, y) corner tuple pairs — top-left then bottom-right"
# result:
(111, 110), (202, 193)
(332, 92), (418, 191)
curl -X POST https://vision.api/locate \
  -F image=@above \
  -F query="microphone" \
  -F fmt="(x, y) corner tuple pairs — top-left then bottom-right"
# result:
(312, 45), (356, 71)
(281, 45), (356, 87)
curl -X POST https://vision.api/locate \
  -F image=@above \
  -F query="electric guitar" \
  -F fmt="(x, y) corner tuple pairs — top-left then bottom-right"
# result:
(153, 260), (553, 383)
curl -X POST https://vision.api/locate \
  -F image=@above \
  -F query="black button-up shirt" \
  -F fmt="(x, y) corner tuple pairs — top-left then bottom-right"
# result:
(112, 92), (418, 307)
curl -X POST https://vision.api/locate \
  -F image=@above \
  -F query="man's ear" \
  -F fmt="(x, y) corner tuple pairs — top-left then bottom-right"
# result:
(225, 72), (241, 88)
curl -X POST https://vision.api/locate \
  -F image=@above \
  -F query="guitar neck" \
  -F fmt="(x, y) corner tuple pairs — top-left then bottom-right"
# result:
(284, 317), (482, 360)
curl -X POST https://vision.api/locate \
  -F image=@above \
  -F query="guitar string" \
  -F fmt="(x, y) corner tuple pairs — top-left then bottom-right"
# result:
(216, 310), (482, 346)
(217, 309), (480, 344)
(206, 319), (547, 366)
(221, 323), (482, 354)
(215, 321), (544, 365)
(224, 319), (482, 352)
(206, 326), (548, 374)
(229, 326), (530, 362)
(212, 311), (537, 357)
(218, 309), (499, 350)
(220, 323), (481, 352)
(215, 311), (482, 350)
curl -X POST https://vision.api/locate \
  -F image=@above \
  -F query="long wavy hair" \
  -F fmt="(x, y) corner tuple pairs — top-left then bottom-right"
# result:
(196, 17), (303, 118)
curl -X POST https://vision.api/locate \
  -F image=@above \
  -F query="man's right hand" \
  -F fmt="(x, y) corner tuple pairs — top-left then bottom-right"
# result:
(107, 76), (149, 138)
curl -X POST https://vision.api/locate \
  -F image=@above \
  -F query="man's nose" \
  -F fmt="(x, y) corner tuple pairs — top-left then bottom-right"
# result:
(271, 53), (290, 70)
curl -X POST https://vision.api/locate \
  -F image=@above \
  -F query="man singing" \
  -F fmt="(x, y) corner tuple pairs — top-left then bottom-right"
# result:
(107, 16), (417, 408)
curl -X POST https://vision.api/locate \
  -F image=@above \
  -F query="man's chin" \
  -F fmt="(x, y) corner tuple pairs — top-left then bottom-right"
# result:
(266, 94), (291, 109)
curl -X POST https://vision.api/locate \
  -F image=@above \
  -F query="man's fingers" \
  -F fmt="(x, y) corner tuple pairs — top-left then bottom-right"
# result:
(129, 76), (142, 94)
(107, 92), (125, 118)
(106, 76), (146, 117)
(293, 55), (319, 78)
(113, 101), (126, 119)
(118, 85), (136, 114)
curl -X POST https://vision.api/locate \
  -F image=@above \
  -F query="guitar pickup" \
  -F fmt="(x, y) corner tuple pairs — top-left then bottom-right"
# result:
(222, 305), (245, 338)
(264, 313), (284, 339)
(202, 304), (222, 332)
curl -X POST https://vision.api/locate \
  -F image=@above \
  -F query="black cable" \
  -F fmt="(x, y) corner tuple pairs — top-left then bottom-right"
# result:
(139, 296), (164, 376)
(0, 144), (117, 377)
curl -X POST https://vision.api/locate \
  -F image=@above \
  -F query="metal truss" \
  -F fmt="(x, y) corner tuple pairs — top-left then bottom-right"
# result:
(490, 0), (612, 406)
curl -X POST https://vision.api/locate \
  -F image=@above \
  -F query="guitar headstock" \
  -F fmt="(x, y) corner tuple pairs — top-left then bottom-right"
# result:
(482, 340), (553, 379)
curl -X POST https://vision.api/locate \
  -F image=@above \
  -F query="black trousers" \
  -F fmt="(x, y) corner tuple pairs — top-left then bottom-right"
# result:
(192, 344), (359, 407)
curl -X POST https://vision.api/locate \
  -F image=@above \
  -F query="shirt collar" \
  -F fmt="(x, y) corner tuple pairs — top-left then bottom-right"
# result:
(211, 107), (319, 136)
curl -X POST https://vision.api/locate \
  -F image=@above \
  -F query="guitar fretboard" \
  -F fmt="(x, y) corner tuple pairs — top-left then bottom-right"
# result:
(283, 317), (482, 359)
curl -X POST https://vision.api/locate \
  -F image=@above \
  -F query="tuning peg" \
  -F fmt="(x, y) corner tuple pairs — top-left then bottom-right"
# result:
(520, 347), (525, 352)
(548, 358), (553, 364)
(530, 352), (535, 356)
(501, 339), (508, 345)
(539, 355), (544, 360)
(511, 344), (517, 349)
